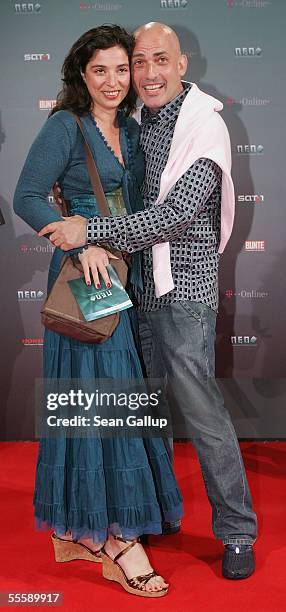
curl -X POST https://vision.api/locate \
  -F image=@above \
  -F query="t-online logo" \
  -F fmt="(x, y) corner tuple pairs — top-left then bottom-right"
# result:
(227, 0), (269, 7)
(20, 243), (54, 254)
(226, 96), (270, 106)
(80, 2), (123, 8)
(225, 289), (268, 299)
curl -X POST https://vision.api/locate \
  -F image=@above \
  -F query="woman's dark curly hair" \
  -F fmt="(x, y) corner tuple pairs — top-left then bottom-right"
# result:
(51, 25), (136, 117)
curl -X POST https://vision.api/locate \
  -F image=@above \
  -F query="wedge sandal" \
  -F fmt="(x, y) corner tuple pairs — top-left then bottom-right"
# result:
(101, 536), (168, 598)
(52, 533), (102, 563)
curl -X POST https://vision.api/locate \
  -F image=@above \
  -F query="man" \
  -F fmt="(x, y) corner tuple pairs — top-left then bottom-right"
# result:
(40, 22), (257, 579)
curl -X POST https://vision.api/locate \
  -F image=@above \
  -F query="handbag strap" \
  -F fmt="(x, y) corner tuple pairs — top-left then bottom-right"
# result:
(52, 112), (111, 217)
(52, 112), (124, 260)
(72, 114), (111, 218)
(72, 114), (125, 261)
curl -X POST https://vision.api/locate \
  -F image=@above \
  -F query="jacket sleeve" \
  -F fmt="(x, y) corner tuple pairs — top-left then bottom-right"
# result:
(13, 113), (73, 232)
(86, 158), (221, 253)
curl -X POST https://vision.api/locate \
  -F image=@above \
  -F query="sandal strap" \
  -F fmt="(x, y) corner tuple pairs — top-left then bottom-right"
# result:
(113, 535), (138, 544)
(128, 571), (159, 590)
(101, 542), (167, 593)
(113, 537), (139, 563)
(73, 540), (103, 557)
(53, 534), (103, 556)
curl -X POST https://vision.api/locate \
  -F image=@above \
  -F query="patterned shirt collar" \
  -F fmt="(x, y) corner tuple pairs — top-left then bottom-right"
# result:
(141, 81), (192, 125)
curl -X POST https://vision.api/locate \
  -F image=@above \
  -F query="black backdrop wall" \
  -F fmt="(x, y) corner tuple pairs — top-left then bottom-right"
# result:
(1, 0), (285, 440)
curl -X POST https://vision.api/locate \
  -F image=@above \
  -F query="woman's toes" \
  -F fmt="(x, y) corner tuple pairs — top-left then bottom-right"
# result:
(145, 576), (167, 592)
(146, 582), (157, 592)
(156, 575), (168, 589)
(146, 580), (155, 592)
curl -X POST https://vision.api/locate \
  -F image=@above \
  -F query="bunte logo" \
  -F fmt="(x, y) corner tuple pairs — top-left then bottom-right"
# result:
(245, 241), (265, 252)
(38, 100), (56, 110)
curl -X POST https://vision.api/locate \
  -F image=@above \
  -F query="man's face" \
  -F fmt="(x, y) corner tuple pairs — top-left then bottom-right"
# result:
(132, 28), (187, 111)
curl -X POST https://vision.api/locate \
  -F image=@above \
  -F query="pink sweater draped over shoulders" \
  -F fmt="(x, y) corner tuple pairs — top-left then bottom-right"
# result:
(134, 83), (235, 298)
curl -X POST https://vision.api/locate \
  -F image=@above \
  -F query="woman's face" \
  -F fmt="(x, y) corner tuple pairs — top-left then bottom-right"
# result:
(83, 45), (130, 112)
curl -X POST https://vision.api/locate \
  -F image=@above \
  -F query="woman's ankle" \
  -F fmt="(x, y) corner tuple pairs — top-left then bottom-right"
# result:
(55, 532), (73, 541)
(55, 532), (104, 551)
(78, 536), (105, 551)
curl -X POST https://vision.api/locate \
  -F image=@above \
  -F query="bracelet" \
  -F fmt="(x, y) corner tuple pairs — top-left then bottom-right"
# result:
(79, 245), (89, 254)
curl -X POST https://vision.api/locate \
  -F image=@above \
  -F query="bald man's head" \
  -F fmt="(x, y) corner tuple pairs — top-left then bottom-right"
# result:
(132, 22), (188, 111)
(134, 22), (182, 54)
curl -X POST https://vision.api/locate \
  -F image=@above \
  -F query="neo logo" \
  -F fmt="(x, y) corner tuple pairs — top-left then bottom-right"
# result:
(236, 145), (264, 154)
(235, 47), (262, 56)
(15, 3), (41, 12)
(231, 336), (258, 345)
(18, 290), (44, 299)
(160, 0), (188, 7)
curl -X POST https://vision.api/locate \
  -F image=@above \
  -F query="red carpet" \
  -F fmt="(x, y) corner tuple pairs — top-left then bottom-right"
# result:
(0, 441), (285, 611)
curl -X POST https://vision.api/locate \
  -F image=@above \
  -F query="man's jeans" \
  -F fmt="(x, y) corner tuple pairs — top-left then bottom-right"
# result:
(138, 301), (257, 545)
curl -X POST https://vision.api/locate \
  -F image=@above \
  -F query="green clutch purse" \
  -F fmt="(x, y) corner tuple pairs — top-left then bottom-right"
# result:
(68, 265), (133, 322)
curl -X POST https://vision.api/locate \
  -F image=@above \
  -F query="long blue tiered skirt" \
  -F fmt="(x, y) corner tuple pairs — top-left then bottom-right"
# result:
(34, 308), (183, 543)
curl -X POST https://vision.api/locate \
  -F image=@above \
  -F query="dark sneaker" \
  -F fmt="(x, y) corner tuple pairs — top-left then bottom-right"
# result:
(222, 544), (255, 580)
(139, 520), (181, 544)
(162, 520), (181, 535)
(138, 534), (148, 545)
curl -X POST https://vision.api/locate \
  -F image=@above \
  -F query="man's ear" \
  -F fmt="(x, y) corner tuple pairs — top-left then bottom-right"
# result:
(178, 54), (188, 77)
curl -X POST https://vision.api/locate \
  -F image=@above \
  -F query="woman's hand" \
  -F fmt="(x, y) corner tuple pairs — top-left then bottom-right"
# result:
(78, 246), (118, 288)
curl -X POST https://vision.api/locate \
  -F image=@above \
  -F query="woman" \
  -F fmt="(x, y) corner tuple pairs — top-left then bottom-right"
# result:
(13, 26), (183, 598)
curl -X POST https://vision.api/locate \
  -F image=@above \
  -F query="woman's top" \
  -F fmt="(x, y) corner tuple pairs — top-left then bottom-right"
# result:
(13, 110), (145, 290)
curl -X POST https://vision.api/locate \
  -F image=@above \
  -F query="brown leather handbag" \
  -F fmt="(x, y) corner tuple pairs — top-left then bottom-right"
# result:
(41, 114), (128, 344)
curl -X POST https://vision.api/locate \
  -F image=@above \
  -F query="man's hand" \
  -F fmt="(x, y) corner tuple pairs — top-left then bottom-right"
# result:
(38, 215), (87, 250)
